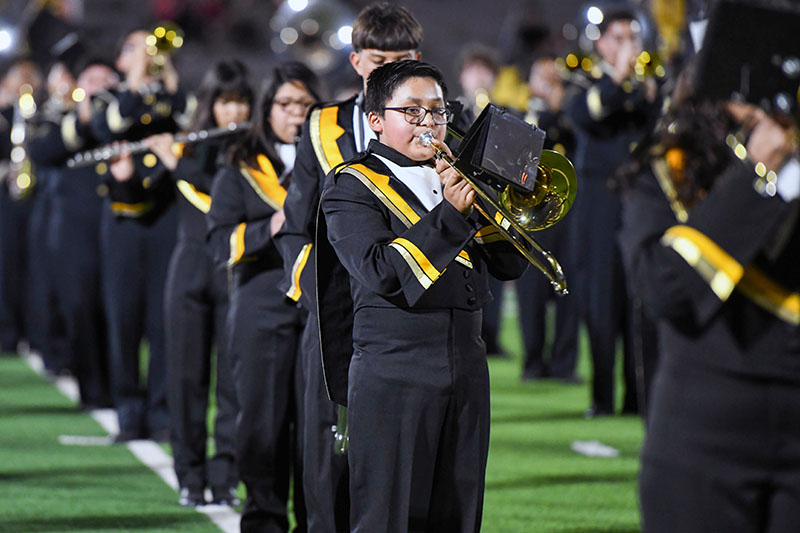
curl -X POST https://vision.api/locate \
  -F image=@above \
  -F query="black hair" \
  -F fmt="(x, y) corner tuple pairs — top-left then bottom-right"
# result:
(228, 61), (323, 172)
(190, 59), (253, 131)
(79, 57), (117, 74)
(615, 59), (736, 204)
(598, 6), (638, 34)
(364, 60), (447, 117)
(458, 43), (499, 75)
(351, 2), (423, 52)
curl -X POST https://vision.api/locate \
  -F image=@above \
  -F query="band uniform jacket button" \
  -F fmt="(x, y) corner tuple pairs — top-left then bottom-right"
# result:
(467, 297), (477, 306)
(463, 270), (470, 278)
(465, 283), (474, 292)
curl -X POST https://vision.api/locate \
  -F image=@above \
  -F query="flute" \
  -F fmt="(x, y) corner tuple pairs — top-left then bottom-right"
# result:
(66, 121), (250, 168)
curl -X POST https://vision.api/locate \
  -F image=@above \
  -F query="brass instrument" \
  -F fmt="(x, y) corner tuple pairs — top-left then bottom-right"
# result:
(65, 121), (250, 169)
(145, 22), (184, 76)
(6, 86), (37, 200)
(634, 50), (666, 82)
(419, 131), (577, 295)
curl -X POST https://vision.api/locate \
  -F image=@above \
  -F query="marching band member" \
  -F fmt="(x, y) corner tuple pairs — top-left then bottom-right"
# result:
(142, 59), (253, 507)
(207, 61), (322, 531)
(320, 59), (528, 532)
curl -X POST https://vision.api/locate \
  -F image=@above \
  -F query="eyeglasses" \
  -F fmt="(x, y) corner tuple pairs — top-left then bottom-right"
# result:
(383, 106), (452, 125)
(274, 99), (316, 111)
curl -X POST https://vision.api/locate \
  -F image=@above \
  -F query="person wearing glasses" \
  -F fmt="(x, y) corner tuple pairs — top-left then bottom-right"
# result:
(320, 59), (528, 532)
(207, 61), (323, 532)
(273, 4), (425, 531)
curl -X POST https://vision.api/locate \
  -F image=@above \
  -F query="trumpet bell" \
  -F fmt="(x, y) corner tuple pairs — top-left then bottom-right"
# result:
(498, 149), (577, 230)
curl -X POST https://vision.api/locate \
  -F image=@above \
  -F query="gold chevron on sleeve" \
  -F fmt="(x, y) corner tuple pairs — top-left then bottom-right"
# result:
(61, 113), (83, 152)
(587, 85), (604, 120)
(661, 225), (744, 301)
(738, 266), (800, 325)
(310, 106), (345, 174)
(389, 237), (441, 289)
(110, 201), (152, 217)
(240, 154), (286, 211)
(474, 225), (505, 244)
(106, 98), (134, 133)
(228, 222), (247, 266)
(176, 180), (211, 213)
(286, 243), (313, 302)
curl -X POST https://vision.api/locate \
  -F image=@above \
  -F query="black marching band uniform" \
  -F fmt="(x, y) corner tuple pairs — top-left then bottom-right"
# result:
(207, 151), (306, 531)
(0, 103), (33, 354)
(519, 98), (580, 381)
(566, 64), (661, 414)
(619, 149), (800, 531)
(163, 139), (238, 504)
(319, 140), (529, 531)
(26, 98), (110, 407)
(90, 80), (185, 439)
(275, 94), (366, 532)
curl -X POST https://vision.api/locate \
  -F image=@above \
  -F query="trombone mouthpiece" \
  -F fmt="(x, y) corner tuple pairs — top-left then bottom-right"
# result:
(419, 131), (435, 146)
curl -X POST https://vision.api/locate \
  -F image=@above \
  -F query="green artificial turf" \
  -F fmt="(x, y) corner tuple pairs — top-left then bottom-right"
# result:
(0, 294), (644, 532)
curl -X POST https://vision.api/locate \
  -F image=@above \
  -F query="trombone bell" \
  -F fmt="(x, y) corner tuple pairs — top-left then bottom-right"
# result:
(498, 149), (577, 230)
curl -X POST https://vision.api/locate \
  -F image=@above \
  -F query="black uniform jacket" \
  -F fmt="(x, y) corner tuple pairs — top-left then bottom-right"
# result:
(169, 142), (223, 243)
(318, 141), (529, 404)
(618, 157), (800, 381)
(567, 69), (660, 179)
(276, 95), (359, 311)
(207, 153), (287, 287)
(90, 82), (190, 143)
(276, 95), (472, 312)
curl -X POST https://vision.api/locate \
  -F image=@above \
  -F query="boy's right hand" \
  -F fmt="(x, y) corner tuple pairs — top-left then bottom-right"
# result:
(436, 158), (476, 214)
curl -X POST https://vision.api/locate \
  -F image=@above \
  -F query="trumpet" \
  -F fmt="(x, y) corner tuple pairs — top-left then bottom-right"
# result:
(419, 131), (576, 295)
(145, 22), (184, 77)
(65, 121), (250, 168)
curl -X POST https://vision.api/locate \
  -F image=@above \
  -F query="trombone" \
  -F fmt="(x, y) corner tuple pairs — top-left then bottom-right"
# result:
(419, 131), (577, 295)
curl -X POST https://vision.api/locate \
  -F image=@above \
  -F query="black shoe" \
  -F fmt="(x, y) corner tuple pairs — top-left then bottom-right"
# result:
(211, 487), (241, 506)
(113, 429), (145, 443)
(148, 428), (170, 443)
(583, 406), (613, 419)
(179, 487), (206, 507)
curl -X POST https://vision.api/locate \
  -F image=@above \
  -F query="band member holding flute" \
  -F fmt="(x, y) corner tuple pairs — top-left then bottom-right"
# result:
(93, 28), (188, 442)
(207, 62), (322, 531)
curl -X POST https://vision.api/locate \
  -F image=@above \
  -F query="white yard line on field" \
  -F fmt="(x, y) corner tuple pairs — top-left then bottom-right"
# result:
(23, 351), (241, 533)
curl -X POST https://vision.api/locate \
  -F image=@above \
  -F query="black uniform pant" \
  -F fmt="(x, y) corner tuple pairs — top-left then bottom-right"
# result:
(572, 178), (636, 413)
(165, 240), (237, 494)
(0, 186), (30, 351)
(51, 185), (109, 406)
(348, 307), (489, 533)
(480, 277), (505, 354)
(640, 356), (800, 533)
(101, 204), (176, 435)
(301, 312), (350, 532)
(229, 268), (306, 533)
(26, 183), (68, 368)
(518, 218), (579, 379)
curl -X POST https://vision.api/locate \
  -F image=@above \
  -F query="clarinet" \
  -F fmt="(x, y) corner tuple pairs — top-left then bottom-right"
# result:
(65, 121), (251, 168)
